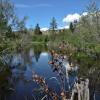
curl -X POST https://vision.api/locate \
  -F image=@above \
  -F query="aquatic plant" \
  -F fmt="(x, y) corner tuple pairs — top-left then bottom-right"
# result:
(32, 41), (79, 100)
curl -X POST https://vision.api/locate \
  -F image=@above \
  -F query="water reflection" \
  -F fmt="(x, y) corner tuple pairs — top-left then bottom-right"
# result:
(0, 45), (100, 100)
(0, 45), (49, 100)
(0, 68), (13, 100)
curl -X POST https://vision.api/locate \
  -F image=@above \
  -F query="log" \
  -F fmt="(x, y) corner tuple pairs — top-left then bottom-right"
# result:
(71, 78), (89, 100)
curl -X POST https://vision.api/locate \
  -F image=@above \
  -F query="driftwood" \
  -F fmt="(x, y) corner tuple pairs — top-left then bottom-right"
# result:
(71, 78), (89, 100)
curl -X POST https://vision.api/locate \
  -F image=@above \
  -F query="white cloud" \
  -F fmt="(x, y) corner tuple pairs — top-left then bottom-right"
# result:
(63, 13), (81, 23)
(64, 25), (69, 29)
(63, 12), (88, 23)
(58, 26), (64, 30)
(41, 28), (48, 31)
(58, 25), (69, 30)
(41, 52), (48, 56)
(62, 12), (88, 29)
(82, 12), (88, 16)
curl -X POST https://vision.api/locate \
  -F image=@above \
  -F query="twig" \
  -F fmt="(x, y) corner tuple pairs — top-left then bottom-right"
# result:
(32, 94), (36, 100)
(25, 96), (27, 100)
(41, 95), (47, 100)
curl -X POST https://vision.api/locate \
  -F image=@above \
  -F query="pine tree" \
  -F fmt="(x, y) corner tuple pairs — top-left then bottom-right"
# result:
(50, 17), (57, 34)
(34, 24), (42, 35)
(69, 22), (75, 33)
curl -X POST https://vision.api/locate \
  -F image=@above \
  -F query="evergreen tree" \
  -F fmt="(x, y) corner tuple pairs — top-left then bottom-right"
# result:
(69, 22), (75, 32)
(34, 24), (42, 35)
(50, 17), (57, 34)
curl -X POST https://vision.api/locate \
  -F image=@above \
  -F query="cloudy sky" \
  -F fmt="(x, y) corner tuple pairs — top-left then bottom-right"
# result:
(11, 0), (100, 30)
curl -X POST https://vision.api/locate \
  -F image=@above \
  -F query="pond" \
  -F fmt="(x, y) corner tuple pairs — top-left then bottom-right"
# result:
(0, 45), (100, 100)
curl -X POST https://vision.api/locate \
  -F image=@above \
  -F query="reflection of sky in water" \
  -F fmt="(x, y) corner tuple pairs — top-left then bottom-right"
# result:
(11, 54), (24, 67)
(4, 48), (99, 100)
(9, 49), (60, 100)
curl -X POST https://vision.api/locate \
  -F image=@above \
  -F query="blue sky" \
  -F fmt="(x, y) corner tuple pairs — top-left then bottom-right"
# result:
(11, 0), (100, 30)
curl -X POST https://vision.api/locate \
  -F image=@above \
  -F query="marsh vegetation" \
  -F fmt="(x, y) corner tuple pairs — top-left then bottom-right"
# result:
(0, 0), (100, 100)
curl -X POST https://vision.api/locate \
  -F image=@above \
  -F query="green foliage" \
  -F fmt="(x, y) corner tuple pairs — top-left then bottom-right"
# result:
(0, 0), (14, 23)
(0, 0), (15, 38)
(0, 13), (8, 34)
(0, 0), (100, 62)
(32, 35), (49, 43)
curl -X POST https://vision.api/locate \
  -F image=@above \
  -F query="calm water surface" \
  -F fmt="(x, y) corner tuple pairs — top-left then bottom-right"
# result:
(0, 45), (100, 100)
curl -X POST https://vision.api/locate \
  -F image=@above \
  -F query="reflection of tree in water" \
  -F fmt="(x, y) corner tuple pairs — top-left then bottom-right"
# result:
(75, 57), (100, 100)
(0, 44), (49, 99)
(0, 66), (13, 100)
(34, 47), (41, 62)
(33, 45), (47, 62)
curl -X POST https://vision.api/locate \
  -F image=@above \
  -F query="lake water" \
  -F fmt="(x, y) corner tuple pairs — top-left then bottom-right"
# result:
(0, 45), (100, 100)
